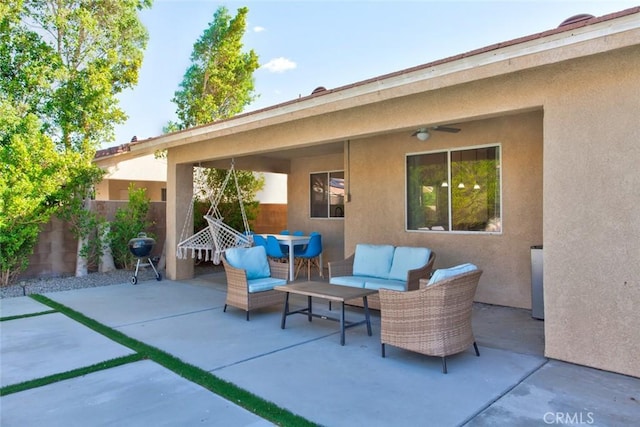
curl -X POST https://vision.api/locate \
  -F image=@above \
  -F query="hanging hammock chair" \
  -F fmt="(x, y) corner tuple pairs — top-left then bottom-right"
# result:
(176, 160), (253, 264)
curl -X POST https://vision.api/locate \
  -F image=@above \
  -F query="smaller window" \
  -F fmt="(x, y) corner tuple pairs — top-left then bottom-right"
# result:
(310, 171), (344, 218)
(161, 188), (167, 202)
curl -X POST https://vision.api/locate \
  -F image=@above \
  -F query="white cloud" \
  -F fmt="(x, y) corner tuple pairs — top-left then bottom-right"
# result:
(261, 57), (297, 73)
(253, 26), (265, 33)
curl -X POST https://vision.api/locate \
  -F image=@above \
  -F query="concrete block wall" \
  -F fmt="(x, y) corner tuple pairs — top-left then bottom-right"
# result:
(20, 217), (78, 279)
(17, 201), (286, 279)
(252, 204), (287, 234)
(18, 202), (167, 280)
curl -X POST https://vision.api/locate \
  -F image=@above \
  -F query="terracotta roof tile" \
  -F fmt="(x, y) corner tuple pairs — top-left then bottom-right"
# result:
(94, 143), (130, 159)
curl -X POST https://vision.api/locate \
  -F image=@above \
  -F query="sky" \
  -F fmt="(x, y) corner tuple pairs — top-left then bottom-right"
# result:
(110, 0), (638, 148)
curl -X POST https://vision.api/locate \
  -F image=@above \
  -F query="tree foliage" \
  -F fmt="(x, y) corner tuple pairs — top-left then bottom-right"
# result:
(7, 0), (153, 151)
(0, 104), (68, 285)
(170, 6), (263, 233)
(0, 0), (152, 283)
(170, 6), (259, 129)
(192, 167), (264, 233)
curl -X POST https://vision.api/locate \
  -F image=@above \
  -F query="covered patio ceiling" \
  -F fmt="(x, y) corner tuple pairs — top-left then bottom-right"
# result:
(200, 140), (346, 173)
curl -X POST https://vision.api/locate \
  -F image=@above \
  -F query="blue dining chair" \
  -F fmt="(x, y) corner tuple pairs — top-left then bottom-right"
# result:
(278, 230), (292, 253)
(266, 235), (288, 262)
(252, 234), (267, 249)
(294, 234), (323, 280)
(292, 230), (307, 255)
(296, 231), (321, 254)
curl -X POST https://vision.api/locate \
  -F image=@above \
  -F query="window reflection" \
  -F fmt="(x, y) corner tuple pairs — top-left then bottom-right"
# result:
(407, 146), (501, 232)
(329, 172), (344, 217)
(310, 173), (328, 218)
(310, 171), (344, 218)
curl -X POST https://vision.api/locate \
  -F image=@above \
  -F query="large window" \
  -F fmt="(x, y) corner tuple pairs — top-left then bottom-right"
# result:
(407, 145), (501, 232)
(310, 171), (345, 218)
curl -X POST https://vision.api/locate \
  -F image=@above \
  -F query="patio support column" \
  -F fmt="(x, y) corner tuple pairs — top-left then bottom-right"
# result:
(166, 154), (194, 280)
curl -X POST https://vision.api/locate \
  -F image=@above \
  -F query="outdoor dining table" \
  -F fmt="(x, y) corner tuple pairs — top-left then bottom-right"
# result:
(259, 234), (321, 281)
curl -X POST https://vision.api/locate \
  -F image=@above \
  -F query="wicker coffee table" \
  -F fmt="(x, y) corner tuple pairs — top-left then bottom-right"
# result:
(274, 282), (377, 345)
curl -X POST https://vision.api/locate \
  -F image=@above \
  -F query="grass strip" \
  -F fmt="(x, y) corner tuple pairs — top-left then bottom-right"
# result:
(0, 353), (144, 396)
(29, 294), (318, 427)
(1, 309), (57, 322)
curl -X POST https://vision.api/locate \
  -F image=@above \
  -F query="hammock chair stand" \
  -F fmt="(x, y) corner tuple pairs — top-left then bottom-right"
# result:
(176, 160), (253, 264)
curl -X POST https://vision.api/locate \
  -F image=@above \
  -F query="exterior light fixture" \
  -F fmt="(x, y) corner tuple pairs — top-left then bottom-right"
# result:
(412, 125), (460, 141)
(414, 129), (430, 141)
(441, 182), (449, 188)
(458, 182), (465, 189)
(473, 183), (481, 190)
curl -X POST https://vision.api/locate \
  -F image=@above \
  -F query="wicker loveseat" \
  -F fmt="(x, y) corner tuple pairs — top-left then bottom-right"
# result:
(328, 244), (436, 310)
(379, 266), (483, 373)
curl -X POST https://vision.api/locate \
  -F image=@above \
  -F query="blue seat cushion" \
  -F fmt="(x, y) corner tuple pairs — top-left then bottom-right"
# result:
(427, 263), (478, 286)
(388, 247), (431, 281)
(352, 244), (395, 279)
(225, 246), (271, 280)
(363, 278), (406, 292)
(248, 277), (287, 293)
(329, 276), (367, 288)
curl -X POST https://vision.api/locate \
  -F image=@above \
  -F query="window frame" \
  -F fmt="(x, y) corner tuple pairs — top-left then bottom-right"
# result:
(309, 170), (345, 220)
(405, 143), (503, 234)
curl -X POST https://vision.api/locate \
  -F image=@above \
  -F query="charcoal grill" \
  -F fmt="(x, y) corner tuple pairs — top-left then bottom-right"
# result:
(128, 232), (162, 285)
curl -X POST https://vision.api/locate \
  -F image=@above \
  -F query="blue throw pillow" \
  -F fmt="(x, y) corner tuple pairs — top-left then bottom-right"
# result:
(353, 244), (395, 278)
(427, 263), (478, 286)
(225, 246), (271, 280)
(388, 247), (431, 281)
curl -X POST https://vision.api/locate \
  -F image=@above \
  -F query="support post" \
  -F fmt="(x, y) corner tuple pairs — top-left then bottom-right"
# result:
(166, 156), (194, 280)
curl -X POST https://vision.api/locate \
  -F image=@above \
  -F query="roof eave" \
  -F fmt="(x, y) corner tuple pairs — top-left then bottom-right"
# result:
(117, 7), (639, 158)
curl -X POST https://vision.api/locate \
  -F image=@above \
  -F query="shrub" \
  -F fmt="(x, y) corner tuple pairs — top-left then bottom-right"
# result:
(108, 185), (153, 270)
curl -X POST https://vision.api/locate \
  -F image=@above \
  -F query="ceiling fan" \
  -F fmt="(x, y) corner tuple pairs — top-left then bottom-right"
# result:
(411, 125), (461, 141)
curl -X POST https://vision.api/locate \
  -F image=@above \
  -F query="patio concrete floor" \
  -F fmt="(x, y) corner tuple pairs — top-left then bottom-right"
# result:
(1, 271), (639, 426)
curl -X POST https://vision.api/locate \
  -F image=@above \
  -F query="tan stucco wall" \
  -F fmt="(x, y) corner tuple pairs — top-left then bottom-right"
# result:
(97, 154), (167, 181)
(166, 161), (194, 280)
(542, 46), (640, 377)
(94, 154), (167, 201)
(158, 28), (640, 376)
(336, 112), (543, 309)
(94, 179), (166, 201)
(288, 154), (346, 271)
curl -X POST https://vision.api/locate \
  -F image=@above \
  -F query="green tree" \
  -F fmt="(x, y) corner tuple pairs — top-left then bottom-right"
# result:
(0, 0), (152, 283)
(193, 167), (264, 233)
(170, 6), (259, 129)
(15, 0), (153, 152)
(170, 6), (263, 232)
(0, 104), (73, 285)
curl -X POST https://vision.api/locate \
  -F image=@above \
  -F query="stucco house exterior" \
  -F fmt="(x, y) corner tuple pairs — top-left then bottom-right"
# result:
(101, 8), (640, 378)
(93, 146), (289, 233)
(94, 146), (288, 205)
(94, 146), (168, 201)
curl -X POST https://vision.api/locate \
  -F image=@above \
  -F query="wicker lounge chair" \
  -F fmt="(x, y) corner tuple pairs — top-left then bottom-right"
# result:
(221, 249), (289, 320)
(379, 269), (483, 373)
